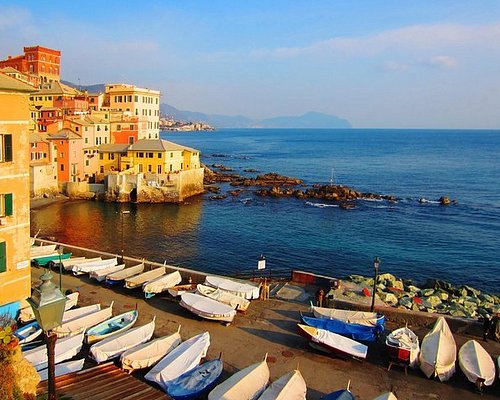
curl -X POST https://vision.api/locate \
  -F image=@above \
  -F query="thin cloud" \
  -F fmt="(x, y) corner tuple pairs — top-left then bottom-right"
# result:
(424, 55), (458, 69)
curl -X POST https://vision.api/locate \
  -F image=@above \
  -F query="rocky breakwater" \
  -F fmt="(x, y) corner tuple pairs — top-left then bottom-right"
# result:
(343, 273), (499, 320)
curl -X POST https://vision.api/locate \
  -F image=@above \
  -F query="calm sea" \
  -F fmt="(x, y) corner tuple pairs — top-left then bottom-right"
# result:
(31, 129), (500, 293)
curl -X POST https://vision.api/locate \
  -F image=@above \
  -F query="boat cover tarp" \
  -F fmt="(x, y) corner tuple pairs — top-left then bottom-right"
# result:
(257, 369), (306, 400)
(90, 318), (155, 363)
(180, 293), (236, 322)
(301, 314), (377, 342)
(90, 264), (125, 281)
(143, 270), (182, 294)
(72, 257), (117, 274)
(121, 329), (181, 371)
(458, 340), (495, 386)
(38, 359), (85, 381)
(23, 331), (85, 371)
(386, 327), (420, 368)
(19, 292), (80, 323)
(64, 257), (102, 271)
(208, 359), (269, 400)
(106, 262), (144, 281)
(205, 276), (260, 300)
(62, 303), (100, 323)
(321, 389), (355, 400)
(168, 359), (223, 399)
(125, 266), (165, 289)
(145, 331), (210, 391)
(197, 284), (250, 311)
(419, 316), (456, 381)
(30, 244), (57, 257)
(312, 305), (384, 329)
(53, 304), (113, 337)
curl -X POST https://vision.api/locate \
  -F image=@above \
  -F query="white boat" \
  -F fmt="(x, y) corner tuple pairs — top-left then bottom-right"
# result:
(311, 305), (383, 327)
(208, 356), (270, 400)
(121, 326), (182, 372)
(197, 284), (250, 312)
(72, 257), (118, 275)
(385, 326), (420, 368)
(257, 369), (306, 400)
(458, 340), (495, 389)
(38, 359), (85, 381)
(297, 324), (368, 360)
(419, 317), (456, 381)
(180, 293), (237, 323)
(143, 270), (182, 298)
(62, 303), (100, 323)
(63, 257), (101, 272)
(23, 331), (85, 371)
(90, 317), (155, 363)
(106, 262), (144, 285)
(85, 309), (138, 344)
(52, 302), (114, 338)
(19, 292), (80, 323)
(89, 264), (125, 282)
(30, 244), (57, 258)
(145, 331), (210, 391)
(373, 393), (398, 400)
(14, 321), (42, 344)
(125, 266), (165, 289)
(205, 275), (260, 300)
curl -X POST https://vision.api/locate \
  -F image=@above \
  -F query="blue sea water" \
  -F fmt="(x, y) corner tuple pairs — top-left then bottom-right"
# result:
(30, 129), (500, 293)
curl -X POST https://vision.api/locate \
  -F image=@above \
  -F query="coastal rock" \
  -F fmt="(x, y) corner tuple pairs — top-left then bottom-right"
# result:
(435, 290), (449, 301)
(398, 296), (414, 309)
(421, 288), (435, 297)
(406, 285), (421, 294)
(422, 295), (442, 308)
(378, 273), (397, 287)
(379, 292), (398, 306)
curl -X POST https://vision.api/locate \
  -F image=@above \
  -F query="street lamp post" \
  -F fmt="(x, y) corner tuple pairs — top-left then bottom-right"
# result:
(370, 256), (381, 312)
(27, 270), (67, 400)
(120, 210), (130, 264)
(57, 245), (64, 292)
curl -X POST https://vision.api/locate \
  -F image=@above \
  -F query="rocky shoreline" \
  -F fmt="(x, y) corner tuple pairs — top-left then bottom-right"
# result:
(342, 272), (499, 320)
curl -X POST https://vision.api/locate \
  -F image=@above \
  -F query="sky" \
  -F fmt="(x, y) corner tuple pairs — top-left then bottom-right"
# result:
(1, 0), (500, 128)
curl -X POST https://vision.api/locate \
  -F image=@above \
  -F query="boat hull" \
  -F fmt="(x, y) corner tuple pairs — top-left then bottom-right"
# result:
(167, 359), (223, 400)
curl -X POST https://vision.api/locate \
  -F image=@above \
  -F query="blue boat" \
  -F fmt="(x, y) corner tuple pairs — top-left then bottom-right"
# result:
(32, 252), (72, 267)
(321, 389), (355, 400)
(167, 358), (223, 400)
(301, 313), (378, 342)
(85, 309), (138, 344)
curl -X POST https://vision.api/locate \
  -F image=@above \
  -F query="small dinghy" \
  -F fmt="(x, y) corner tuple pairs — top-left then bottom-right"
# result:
(106, 262), (144, 285)
(72, 257), (118, 275)
(89, 264), (125, 282)
(167, 358), (224, 400)
(197, 284), (250, 312)
(208, 355), (270, 400)
(458, 340), (495, 390)
(53, 302), (114, 338)
(311, 304), (385, 329)
(63, 257), (101, 272)
(180, 293), (237, 324)
(90, 317), (155, 363)
(168, 283), (198, 297)
(143, 270), (182, 298)
(419, 317), (456, 381)
(19, 292), (80, 323)
(258, 369), (307, 400)
(14, 321), (42, 344)
(301, 313), (377, 342)
(205, 275), (260, 300)
(297, 324), (368, 360)
(23, 331), (85, 371)
(32, 252), (72, 267)
(85, 308), (138, 344)
(38, 359), (85, 381)
(121, 326), (181, 373)
(386, 326), (420, 369)
(145, 331), (210, 392)
(30, 244), (57, 258)
(125, 266), (165, 289)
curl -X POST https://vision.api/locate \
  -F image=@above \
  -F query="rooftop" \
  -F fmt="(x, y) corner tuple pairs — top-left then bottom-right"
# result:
(129, 139), (198, 153)
(98, 144), (129, 153)
(0, 72), (36, 92)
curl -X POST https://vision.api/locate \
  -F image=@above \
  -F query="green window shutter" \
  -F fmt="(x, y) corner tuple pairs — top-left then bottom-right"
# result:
(0, 242), (6, 273)
(4, 135), (12, 162)
(4, 194), (13, 216)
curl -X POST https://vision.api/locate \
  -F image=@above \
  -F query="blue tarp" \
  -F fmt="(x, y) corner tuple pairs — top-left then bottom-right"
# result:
(321, 389), (355, 400)
(301, 314), (378, 342)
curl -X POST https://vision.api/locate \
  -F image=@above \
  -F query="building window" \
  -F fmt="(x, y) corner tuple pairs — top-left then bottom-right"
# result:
(108, 153), (114, 160)
(138, 152), (144, 158)
(157, 165), (162, 174)
(129, 137), (134, 145)
(0, 194), (13, 217)
(61, 164), (64, 171)
(148, 164), (152, 172)
(85, 138), (89, 144)
(100, 166), (104, 173)
(138, 164), (143, 173)
(158, 153), (162, 158)
(100, 153), (103, 160)
(0, 241), (6, 273)
(85, 160), (90, 166)
(147, 153), (153, 158)
(0, 134), (13, 162)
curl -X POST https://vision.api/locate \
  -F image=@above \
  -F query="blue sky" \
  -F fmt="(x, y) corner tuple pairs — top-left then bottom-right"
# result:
(1, 0), (500, 128)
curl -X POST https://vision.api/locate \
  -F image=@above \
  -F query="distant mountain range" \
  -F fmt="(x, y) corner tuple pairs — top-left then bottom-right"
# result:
(62, 81), (352, 129)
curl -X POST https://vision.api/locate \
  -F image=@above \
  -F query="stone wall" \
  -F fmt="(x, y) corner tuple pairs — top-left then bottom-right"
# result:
(30, 163), (58, 196)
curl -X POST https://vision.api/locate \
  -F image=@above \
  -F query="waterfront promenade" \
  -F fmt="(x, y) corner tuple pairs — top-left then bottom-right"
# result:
(30, 264), (500, 399)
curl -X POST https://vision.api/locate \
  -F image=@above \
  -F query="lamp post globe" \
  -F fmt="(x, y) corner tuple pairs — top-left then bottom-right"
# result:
(370, 256), (381, 312)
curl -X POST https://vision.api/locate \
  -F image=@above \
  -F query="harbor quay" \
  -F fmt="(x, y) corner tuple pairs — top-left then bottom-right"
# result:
(30, 241), (500, 399)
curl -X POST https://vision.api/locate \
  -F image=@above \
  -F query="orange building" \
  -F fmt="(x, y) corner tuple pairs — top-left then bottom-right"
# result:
(0, 45), (61, 84)
(48, 129), (83, 182)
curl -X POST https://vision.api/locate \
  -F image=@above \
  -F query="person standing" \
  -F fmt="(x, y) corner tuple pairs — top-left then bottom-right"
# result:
(482, 314), (491, 341)
(316, 288), (325, 307)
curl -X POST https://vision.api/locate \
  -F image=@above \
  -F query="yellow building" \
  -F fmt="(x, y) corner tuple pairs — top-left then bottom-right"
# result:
(29, 80), (81, 109)
(0, 73), (35, 317)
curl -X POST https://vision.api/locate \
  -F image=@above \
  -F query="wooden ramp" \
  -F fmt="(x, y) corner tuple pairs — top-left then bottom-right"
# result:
(37, 362), (170, 400)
